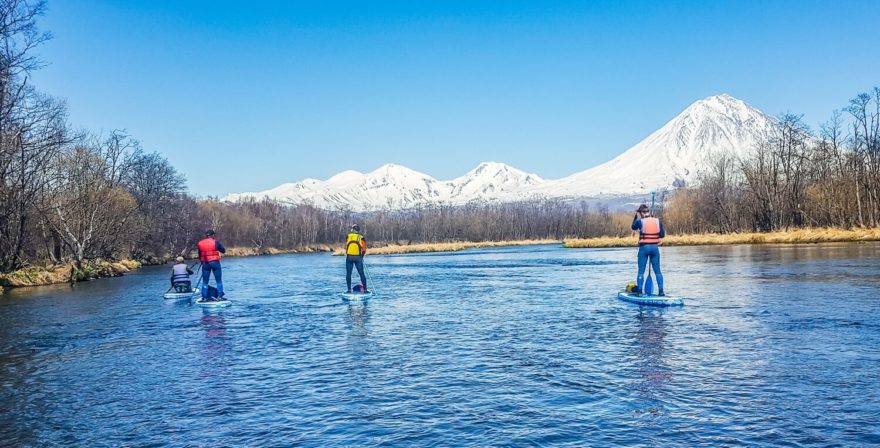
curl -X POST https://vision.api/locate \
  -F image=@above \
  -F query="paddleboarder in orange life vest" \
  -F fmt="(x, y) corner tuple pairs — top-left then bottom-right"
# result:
(198, 229), (226, 299)
(345, 224), (368, 293)
(631, 204), (665, 296)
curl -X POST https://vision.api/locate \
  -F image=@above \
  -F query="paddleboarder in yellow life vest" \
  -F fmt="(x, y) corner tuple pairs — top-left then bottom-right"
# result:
(631, 204), (665, 296)
(345, 224), (368, 293)
(197, 229), (226, 300)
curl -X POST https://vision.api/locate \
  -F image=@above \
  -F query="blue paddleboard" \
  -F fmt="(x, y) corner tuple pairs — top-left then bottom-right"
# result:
(617, 291), (683, 307)
(163, 288), (200, 301)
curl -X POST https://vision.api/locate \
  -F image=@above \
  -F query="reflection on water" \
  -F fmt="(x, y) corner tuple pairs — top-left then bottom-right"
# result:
(201, 313), (227, 338)
(345, 302), (370, 337)
(631, 310), (670, 417)
(1, 242), (879, 446)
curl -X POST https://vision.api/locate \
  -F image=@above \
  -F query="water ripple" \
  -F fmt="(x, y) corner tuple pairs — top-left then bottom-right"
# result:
(1, 244), (879, 446)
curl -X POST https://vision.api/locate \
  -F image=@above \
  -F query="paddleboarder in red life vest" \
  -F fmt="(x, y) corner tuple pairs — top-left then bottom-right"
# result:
(198, 229), (226, 299)
(632, 204), (665, 296)
(345, 224), (368, 294)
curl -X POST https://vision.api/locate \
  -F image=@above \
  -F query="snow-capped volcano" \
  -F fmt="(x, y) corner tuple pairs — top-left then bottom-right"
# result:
(226, 94), (775, 210)
(534, 94), (774, 197)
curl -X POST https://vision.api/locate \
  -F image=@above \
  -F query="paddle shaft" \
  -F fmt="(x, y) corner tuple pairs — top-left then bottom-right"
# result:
(364, 258), (378, 294)
(193, 262), (204, 290)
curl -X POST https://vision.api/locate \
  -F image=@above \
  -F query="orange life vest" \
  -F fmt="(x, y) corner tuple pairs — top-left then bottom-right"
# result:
(198, 238), (221, 262)
(639, 217), (661, 244)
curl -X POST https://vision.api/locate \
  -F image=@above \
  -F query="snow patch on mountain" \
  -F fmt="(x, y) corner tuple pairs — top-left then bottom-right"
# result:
(448, 162), (544, 202)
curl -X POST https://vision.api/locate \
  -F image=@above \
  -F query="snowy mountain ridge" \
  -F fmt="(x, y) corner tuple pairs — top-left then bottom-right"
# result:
(224, 161), (544, 210)
(225, 94), (775, 210)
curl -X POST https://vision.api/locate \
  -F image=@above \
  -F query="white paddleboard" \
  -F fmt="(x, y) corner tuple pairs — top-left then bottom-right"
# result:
(163, 288), (200, 301)
(341, 291), (373, 302)
(617, 291), (683, 307)
(194, 298), (231, 308)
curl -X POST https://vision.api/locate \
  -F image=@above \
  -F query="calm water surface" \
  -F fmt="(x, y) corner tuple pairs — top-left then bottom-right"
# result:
(1, 243), (879, 447)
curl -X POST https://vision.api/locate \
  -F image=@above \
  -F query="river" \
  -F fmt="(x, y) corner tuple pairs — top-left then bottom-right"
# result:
(1, 243), (879, 446)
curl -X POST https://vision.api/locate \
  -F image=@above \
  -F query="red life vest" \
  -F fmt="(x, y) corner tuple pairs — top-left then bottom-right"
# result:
(198, 238), (221, 262)
(639, 217), (661, 244)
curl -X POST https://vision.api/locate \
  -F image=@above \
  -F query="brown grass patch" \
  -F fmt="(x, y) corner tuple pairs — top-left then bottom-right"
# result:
(224, 245), (334, 257)
(0, 259), (144, 288)
(564, 227), (880, 248)
(332, 239), (562, 256)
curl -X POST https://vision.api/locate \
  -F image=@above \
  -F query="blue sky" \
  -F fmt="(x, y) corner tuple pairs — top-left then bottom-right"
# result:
(31, 0), (880, 196)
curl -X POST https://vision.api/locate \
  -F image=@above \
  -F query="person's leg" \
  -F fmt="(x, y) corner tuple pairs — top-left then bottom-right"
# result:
(355, 257), (367, 290)
(649, 245), (663, 293)
(636, 245), (648, 293)
(212, 262), (224, 297)
(346, 257), (354, 292)
(201, 263), (210, 298)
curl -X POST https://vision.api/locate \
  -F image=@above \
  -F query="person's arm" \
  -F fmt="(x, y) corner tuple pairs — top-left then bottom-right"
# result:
(216, 241), (226, 253)
(631, 215), (641, 231)
(187, 267), (194, 275)
(659, 220), (666, 239)
(361, 237), (367, 255)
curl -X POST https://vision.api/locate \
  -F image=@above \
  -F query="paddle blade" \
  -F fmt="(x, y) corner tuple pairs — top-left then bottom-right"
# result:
(645, 273), (654, 295)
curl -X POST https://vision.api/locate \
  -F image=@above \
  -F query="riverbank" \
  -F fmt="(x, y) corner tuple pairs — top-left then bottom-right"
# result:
(0, 245), (335, 292)
(0, 260), (142, 291)
(224, 245), (334, 257)
(332, 239), (562, 256)
(563, 227), (880, 248)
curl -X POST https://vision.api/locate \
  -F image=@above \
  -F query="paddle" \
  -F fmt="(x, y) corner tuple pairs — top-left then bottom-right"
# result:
(644, 191), (656, 296)
(364, 258), (378, 295)
(192, 262), (204, 294)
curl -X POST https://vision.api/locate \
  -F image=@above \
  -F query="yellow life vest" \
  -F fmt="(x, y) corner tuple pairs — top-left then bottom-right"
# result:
(346, 232), (364, 256)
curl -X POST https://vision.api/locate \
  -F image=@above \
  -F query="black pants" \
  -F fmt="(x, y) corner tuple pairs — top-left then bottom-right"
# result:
(346, 256), (367, 291)
(172, 281), (191, 292)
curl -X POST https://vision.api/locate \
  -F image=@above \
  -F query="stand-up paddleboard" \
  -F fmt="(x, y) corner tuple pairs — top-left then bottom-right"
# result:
(163, 288), (200, 301)
(341, 291), (373, 302)
(194, 297), (231, 308)
(618, 291), (683, 307)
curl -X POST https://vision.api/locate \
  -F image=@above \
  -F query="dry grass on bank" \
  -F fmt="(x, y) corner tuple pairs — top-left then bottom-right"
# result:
(0, 259), (142, 289)
(224, 245), (334, 257)
(564, 227), (880, 248)
(332, 239), (562, 256)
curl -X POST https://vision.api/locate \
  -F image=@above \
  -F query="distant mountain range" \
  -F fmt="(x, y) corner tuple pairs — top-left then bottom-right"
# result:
(225, 94), (775, 211)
